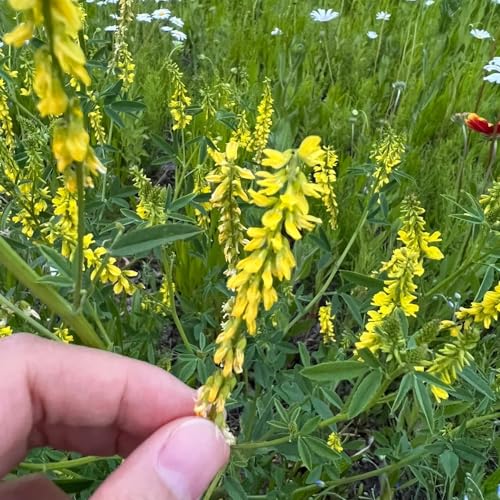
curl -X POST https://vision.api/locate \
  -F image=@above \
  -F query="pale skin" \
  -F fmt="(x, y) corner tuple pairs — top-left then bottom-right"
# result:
(0, 334), (229, 499)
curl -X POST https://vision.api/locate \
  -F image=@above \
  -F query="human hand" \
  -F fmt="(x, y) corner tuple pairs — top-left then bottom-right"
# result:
(0, 334), (229, 499)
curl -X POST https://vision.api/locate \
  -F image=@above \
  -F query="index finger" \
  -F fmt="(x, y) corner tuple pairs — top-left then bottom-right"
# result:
(0, 334), (196, 476)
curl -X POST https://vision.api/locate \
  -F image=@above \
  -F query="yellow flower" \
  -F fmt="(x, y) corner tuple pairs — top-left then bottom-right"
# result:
(313, 146), (338, 229)
(33, 50), (69, 117)
(370, 128), (406, 192)
(457, 282), (500, 328)
(167, 60), (192, 131)
(250, 78), (273, 161)
(207, 141), (254, 271)
(54, 326), (74, 343)
(327, 432), (343, 453)
(297, 136), (326, 167)
(398, 196), (444, 262)
(3, 22), (34, 47)
(430, 385), (449, 403)
(318, 303), (335, 343)
(0, 323), (13, 338)
(197, 137), (324, 427)
(52, 107), (90, 172)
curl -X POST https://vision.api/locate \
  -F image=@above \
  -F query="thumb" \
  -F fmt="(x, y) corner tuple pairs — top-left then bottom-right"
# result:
(92, 417), (230, 500)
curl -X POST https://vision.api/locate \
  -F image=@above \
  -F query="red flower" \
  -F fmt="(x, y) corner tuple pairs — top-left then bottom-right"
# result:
(465, 113), (500, 137)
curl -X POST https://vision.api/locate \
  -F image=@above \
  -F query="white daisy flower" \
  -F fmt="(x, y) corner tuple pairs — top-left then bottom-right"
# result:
(271, 27), (283, 36)
(310, 8), (340, 22)
(104, 25), (118, 32)
(470, 28), (491, 39)
(171, 30), (187, 42)
(152, 8), (171, 20)
(0, 41), (3, 48)
(160, 26), (173, 32)
(136, 13), (152, 22)
(367, 31), (378, 39)
(376, 11), (390, 21)
(110, 13), (120, 20)
(424, 0), (435, 5)
(484, 56), (500, 84)
(169, 16), (184, 28)
(492, 0), (500, 4)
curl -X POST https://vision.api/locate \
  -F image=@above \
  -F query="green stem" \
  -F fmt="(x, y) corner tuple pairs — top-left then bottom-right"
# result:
(284, 204), (369, 335)
(318, 412), (347, 429)
(424, 227), (487, 298)
(0, 293), (60, 342)
(232, 435), (291, 451)
(163, 251), (193, 354)
(0, 237), (104, 348)
(202, 466), (226, 500)
(74, 163), (85, 310)
(450, 411), (500, 437)
(292, 448), (428, 498)
(18, 455), (120, 472)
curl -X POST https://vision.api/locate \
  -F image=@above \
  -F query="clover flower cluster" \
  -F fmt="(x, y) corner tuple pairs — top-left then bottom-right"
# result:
(318, 302), (335, 343)
(110, 0), (135, 88)
(206, 141), (255, 273)
(196, 137), (325, 427)
(131, 167), (167, 226)
(356, 196), (443, 356)
(370, 128), (406, 193)
(249, 79), (274, 161)
(480, 178), (500, 230)
(313, 146), (339, 229)
(167, 59), (193, 131)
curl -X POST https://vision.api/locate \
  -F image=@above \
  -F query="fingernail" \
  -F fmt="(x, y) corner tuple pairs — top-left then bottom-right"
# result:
(156, 418), (229, 500)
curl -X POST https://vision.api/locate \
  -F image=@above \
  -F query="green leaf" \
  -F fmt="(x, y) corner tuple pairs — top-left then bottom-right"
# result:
(37, 275), (74, 287)
(104, 104), (125, 127)
(412, 376), (434, 431)
(168, 193), (197, 212)
(392, 373), (413, 414)
(306, 436), (340, 461)
(301, 416), (321, 435)
(439, 450), (459, 478)
(110, 223), (203, 256)
(37, 244), (72, 278)
(109, 100), (146, 115)
(298, 437), (313, 470)
(356, 348), (381, 369)
(301, 361), (369, 384)
(340, 270), (384, 290)
(348, 370), (383, 418)
(340, 293), (364, 328)
(415, 371), (450, 391)
(453, 441), (487, 464)
(459, 366), (495, 400)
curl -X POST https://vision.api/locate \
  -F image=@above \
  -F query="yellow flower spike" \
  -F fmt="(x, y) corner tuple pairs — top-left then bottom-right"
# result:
(198, 137), (324, 429)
